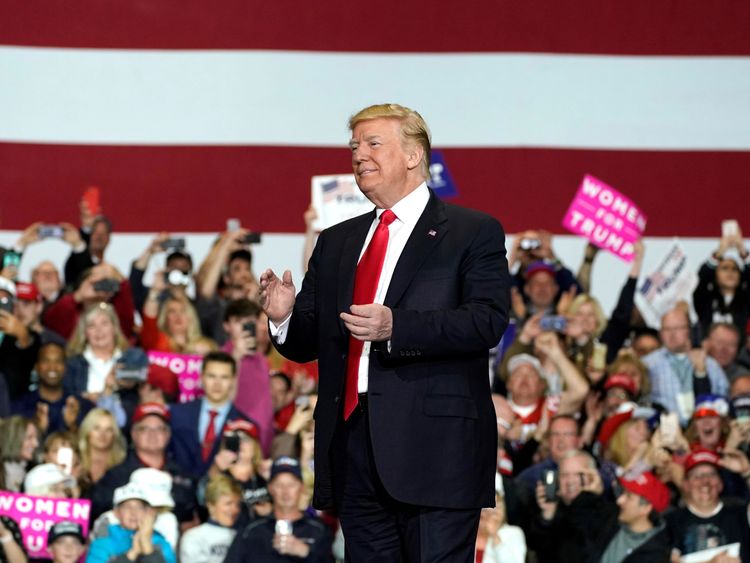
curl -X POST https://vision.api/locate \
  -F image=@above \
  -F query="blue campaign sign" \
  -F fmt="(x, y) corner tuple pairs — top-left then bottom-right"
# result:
(426, 150), (459, 198)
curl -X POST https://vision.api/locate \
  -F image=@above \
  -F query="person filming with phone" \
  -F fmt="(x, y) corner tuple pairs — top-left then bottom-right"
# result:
(225, 456), (332, 563)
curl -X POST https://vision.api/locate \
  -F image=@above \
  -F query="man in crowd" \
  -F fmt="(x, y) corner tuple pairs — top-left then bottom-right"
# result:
(87, 483), (176, 563)
(222, 299), (273, 453)
(666, 450), (750, 561)
(0, 278), (40, 402)
(13, 282), (65, 345)
(129, 232), (194, 313)
(64, 203), (113, 287)
(224, 457), (332, 562)
(197, 233), (259, 344)
(91, 403), (197, 525)
(31, 260), (64, 307)
(169, 351), (251, 477)
(644, 306), (728, 424)
(12, 342), (92, 435)
(515, 415), (580, 494)
(705, 322), (750, 382)
(507, 230), (580, 299)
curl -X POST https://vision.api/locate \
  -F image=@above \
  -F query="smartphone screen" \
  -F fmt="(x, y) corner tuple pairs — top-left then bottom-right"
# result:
(57, 447), (74, 475)
(83, 186), (101, 215)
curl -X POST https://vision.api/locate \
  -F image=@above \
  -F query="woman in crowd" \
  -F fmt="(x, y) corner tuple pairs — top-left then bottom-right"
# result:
(64, 302), (129, 402)
(693, 225), (750, 339)
(203, 420), (270, 528)
(603, 414), (654, 472)
(77, 408), (127, 496)
(140, 271), (215, 354)
(180, 475), (242, 563)
(0, 415), (40, 492)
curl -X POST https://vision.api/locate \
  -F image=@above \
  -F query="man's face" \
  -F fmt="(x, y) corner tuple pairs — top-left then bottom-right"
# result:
(350, 117), (417, 209)
(270, 376), (293, 411)
(14, 298), (41, 327)
(31, 261), (61, 300)
(616, 490), (649, 526)
(201, 360), (236, 405)
(659, 310), (691, 354)
(558, 455), (589, 504)
(131, 415), (170, 456)
(166, 256), (191, 276)
(224, 315), (258, 343)
(49, 536), (85, 563)
(225, 258), (254, 289)
(89, 222), (110, 254)
(269, 473), (303, 512)
(548, 419), (579, 462)
(716, 259), (741, 291)
(36, 344), (66, 388)
(524, 272), (558, 309)
(507, 364), (544, 406)
(731, 376), (750, 399)
(683, 464), (722, 509)
(632, 334), (660, 357)
(115, 499), (150, 531)
(706, 326), (739, 368)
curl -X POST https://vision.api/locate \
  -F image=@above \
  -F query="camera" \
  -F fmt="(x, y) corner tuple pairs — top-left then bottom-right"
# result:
(519, 238), (542, 251)
(93, 278), (120, 294)
(167, 269), (191, 286)
(161, 238), (186, 252)
(38, 225), (64, 239)
(241, 232), (262, 245)
(539, 315), (567, 332)
(0, 295), (14, 314)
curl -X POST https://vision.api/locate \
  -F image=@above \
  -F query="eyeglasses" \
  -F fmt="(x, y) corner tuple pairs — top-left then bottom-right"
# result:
(133, 425), (169, 435)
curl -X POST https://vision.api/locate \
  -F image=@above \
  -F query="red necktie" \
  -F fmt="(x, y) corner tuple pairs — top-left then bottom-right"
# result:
(202, 409), (218, 461)
(344, 209), (397, 420)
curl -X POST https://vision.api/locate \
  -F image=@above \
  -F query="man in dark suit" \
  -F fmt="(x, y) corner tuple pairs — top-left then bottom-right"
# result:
(260, 103), (510, 561)
(169, 350), (251, 477)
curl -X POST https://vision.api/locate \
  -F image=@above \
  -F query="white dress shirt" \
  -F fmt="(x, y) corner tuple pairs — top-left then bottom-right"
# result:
(271, 182), (430, 393)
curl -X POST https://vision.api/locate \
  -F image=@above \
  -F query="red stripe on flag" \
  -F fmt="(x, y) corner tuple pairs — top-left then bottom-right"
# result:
(1, 1), (749, 55)
(0, 142), (745, 236)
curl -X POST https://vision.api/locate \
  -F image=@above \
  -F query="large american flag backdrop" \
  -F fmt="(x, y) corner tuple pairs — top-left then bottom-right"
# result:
(1, 1), (748, 236)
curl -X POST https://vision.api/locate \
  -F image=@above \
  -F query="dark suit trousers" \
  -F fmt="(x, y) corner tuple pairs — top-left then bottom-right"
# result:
(332, 398), (481, 563)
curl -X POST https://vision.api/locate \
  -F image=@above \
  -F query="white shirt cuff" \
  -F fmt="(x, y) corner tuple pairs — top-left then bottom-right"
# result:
(269, 314), (292, 344)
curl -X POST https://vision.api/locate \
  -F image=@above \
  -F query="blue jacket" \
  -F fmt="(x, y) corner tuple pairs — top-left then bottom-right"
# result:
(86, 523), (176, 563)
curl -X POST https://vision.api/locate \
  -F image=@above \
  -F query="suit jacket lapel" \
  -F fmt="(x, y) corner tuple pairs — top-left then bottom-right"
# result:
(337, 210), (376, 333)
(384, 192), (448, 307)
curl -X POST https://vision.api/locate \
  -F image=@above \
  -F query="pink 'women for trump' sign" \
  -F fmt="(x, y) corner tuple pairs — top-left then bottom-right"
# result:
(0, 493), (90, 558)
(562, 174), (647, 262)
(147, 351), (204, 402)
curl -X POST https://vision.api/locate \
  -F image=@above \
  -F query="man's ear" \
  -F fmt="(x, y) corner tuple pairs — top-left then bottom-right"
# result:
(405, 144), (424, 171)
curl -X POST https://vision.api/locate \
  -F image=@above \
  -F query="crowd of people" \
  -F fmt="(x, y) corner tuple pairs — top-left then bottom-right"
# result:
(0, 195), (749, 563)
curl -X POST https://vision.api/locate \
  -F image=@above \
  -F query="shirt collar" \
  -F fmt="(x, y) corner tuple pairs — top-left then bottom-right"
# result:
(376, 182), (429, 228)
(201, 397), (233, 418)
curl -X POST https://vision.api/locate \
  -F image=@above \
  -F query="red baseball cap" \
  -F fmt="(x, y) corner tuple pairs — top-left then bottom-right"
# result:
(224, 419), (259, 440)
(147, 365), (179, 399)
(15, 282), (40, 302)
(619, 471), (670, 512)
(524, 261), (556, 281)
(133, 402), (170, 424)
(604, 373), (638, 397)
(684, 449), (721, 474)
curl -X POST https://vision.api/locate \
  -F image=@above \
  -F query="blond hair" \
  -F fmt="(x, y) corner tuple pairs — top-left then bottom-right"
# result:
(78, 408), (127, 472)
(568, 294), (607, 337)
(349, 103), (431, 180)
(205, 474), (242, 506)
(67, 302), (129, 357)
(157, 296), (206, 353)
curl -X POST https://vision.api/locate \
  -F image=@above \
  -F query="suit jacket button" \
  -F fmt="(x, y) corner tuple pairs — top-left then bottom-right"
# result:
(333, 396), (339, 403)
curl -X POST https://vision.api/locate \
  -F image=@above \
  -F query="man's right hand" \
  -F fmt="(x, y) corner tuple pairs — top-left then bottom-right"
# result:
(259, 269), (296, 325)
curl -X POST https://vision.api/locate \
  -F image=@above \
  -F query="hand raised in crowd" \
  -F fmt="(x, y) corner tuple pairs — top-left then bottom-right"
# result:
(303, 205), (318, 232)
(285, 400), (315, 435)
(272, 530), (310, 558)
(556, 285), (578, 316)
(518, 312), (544, 345)
(35, 401), (50, 435)
(534, 331), (564, 363)
(16, 221), (43, 251)
(725, 419), (750, 451)
(687, 348), (708, 373)
(537, 230), (555, 261)
(60, 222), (83, 247)
(212, 448), (239, 472)
(510, 286), (526, 319)
(62, 396), (80, 431)
(718, 449), (750, 477)
(0, 310), (30, 347)
(259, 269), (296, 325)
(128, 508), (156, 559)
(230, 322), (257, 361)
(534, 481), (558, 522)
(579, 467), (604, 495)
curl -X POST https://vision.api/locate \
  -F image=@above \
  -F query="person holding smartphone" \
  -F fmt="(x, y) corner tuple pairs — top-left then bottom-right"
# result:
(224, 457), (332, 563)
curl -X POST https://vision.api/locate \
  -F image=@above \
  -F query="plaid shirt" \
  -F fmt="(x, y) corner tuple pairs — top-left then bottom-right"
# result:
(643, 347), (728, 424)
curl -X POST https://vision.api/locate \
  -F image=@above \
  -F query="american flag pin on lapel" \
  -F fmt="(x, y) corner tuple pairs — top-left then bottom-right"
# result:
(428, 229), (437, 237)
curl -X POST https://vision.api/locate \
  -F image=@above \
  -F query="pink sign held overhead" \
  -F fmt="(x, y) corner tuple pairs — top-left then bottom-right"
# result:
(562, 174), (647, 262)
(147, 351), (203, 403)
(0, 493), (90, 559)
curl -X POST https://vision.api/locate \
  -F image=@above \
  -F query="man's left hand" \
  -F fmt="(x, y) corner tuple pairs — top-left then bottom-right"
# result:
(341, 304), (392, 341)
